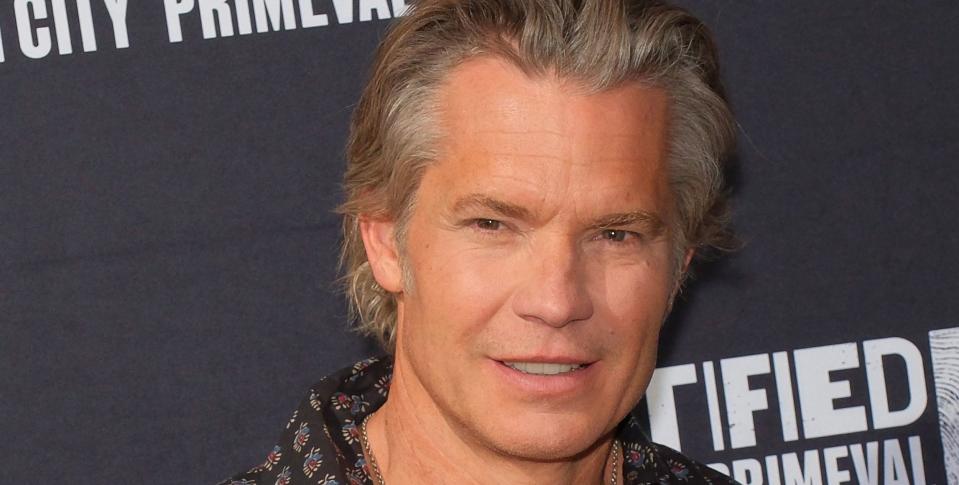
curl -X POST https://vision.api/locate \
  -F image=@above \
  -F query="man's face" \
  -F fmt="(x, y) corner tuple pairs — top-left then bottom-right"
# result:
(380, 57), (679, 460)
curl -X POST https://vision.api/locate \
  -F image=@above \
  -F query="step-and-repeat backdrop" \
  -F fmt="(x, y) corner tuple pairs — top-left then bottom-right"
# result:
(3, 1), (957, 484)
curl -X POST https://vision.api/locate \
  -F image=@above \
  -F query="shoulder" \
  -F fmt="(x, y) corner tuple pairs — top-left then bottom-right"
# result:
(624, 441), (740, 485)
(217, 356), (392, 485)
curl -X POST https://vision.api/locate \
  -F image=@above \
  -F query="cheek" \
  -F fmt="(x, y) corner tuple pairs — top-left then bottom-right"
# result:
(594, 260), (673, 343)
(598, 264), (667, 388)
(405, 235), (516, 345)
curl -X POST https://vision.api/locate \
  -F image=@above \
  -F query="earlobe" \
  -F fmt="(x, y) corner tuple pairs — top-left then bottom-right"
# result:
(358, 216), (405, 293)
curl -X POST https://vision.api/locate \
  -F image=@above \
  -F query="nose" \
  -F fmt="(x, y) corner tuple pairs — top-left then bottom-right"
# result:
(511, 236), (594, 328)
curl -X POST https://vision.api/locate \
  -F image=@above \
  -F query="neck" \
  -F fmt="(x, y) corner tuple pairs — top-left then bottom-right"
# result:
(364, 354), (620, 485)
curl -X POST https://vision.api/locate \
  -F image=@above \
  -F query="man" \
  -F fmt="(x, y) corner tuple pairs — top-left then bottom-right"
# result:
(225, 0), (737, 483)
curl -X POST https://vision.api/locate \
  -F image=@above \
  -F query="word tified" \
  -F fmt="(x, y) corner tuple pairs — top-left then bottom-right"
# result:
(164, 0), (410, 42)
(645, 336), (928, 452)
(0, 0), (129, 61)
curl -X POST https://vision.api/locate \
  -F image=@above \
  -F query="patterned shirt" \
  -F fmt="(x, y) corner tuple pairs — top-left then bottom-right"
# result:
(221, 357), (738, 485)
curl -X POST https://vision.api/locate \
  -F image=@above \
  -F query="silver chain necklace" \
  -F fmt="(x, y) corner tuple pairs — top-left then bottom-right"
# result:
(359, 413), (620, 485)
(360, 413), (387, 485)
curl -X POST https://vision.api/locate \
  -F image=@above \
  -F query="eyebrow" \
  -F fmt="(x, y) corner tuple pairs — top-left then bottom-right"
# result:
(588, 211), (667, 237)
(451, 194), (533, 221)
(451, 193), (667, 236)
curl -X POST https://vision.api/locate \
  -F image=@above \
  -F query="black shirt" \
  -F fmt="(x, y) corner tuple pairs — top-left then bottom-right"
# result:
(221, 357), (738, 484)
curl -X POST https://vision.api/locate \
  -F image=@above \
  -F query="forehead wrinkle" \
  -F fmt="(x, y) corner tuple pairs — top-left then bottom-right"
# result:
(473, 128), (568, 138)
(483, 152), (566, 162)
(470, 123), (647, 140)
(468, 132), (567, 159)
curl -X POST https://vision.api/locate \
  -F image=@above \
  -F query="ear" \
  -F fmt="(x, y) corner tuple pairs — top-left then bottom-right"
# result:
(359, 216), (405, 293)
(681, 248), (695, 275)
(671, 248), (696, 295)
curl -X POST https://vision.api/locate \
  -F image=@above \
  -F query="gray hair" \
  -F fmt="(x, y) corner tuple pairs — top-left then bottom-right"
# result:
(337, 0), (736, 352)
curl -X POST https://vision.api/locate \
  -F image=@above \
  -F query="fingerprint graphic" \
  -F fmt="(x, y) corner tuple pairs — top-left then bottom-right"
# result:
(931, 327), (959, 485)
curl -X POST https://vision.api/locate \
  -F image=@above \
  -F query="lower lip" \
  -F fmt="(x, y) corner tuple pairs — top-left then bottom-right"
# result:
(490, 359), (597, 396)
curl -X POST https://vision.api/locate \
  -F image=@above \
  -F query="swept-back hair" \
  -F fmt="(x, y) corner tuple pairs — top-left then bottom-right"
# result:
(338, 0), (736, 351)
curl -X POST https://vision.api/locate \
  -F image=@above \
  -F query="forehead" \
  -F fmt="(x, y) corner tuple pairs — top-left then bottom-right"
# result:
(439, 56), (667, 143)
(427, 56), (672, 217)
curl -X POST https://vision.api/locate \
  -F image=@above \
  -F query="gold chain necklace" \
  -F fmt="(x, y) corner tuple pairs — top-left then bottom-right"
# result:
(359, 414), (620, 485)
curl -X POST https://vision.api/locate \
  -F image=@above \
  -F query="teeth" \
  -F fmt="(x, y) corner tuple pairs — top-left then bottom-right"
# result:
(506, 362), (584, 375)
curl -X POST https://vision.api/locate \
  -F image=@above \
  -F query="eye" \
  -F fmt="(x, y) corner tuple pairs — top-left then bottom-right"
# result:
(600, 229), (641, 243)
(473, 219), (503, 231)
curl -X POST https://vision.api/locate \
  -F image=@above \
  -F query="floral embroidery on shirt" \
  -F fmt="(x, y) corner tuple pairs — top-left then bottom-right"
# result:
(302, 447), (324, 478)
(291, 422), (310, 452)
(263, 445), (282, 470)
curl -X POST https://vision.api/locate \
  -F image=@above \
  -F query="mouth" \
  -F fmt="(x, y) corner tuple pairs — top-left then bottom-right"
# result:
(499, 361), (591, 376)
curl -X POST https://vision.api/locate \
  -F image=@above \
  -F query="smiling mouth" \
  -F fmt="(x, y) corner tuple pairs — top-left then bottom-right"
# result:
(502, 361), (589, 376)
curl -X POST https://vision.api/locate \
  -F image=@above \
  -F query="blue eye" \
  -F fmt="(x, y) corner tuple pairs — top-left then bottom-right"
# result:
(474, 219), (502, 231)
(603, 229), (629, 242)
(600, 229), (643, 244)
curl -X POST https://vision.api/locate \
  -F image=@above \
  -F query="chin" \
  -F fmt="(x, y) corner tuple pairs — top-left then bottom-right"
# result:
(479, 412), (610, 462)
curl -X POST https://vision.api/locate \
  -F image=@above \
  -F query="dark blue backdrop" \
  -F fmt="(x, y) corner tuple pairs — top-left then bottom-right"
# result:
(2, 1), (957, 483)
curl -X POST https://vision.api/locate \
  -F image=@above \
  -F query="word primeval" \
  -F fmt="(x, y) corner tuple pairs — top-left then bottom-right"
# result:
(163, 0), (410, 42)
(711, 436), (927, 485)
